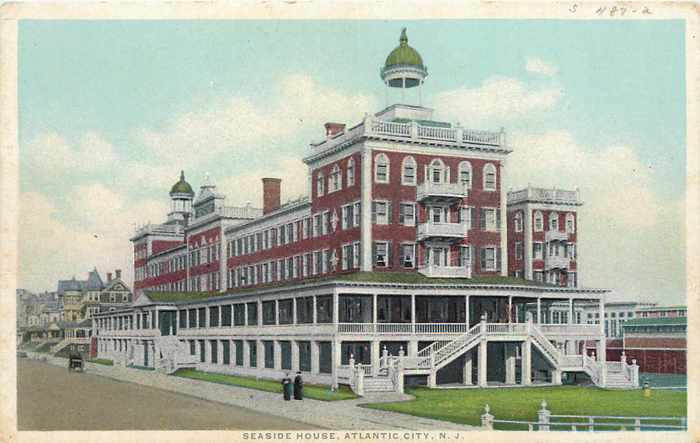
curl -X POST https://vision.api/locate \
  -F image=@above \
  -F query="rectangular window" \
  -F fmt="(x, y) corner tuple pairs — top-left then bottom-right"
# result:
(235, 340), (244, 365)
(353, 242), (360, 269)
(515, 241), (523, 260)
(459, 206), (473, 229)
(221, 305), (232, 327)
(316, 295), (333, 323)
(263, 301), (276, 325)
(400, 243), (415, 268)
(459, 246), (471, 267)
(249, 341), (257, 367)
(318, 342), (332, 374)
(322, 211), (330, 235)
(399, 203), (415, 226)
(233, 304), (245, 326)
(373, 241), (390, 267)
(179, 310), (187, 329)
(533, 242), (543, 260)
(246, 302), (258, 326)
(264, 341), (274, 369)
(197, 308), (206, 328)
(188, 309), (196, 328)
(372, 201), (390, 225)
(353, 202), (361, 227)
(342, 244), (352, 270)
(479, 208), (500, 231)
(210, 340), (218, 363)
(313, 214), (321, 237)
(278, 299), (294, 324)
(298, 341), (311, 372)
(479, 247), (498, 271)
(339, 295), (373, 323)
(342, 204), (353, 230)
(297, 297), (314, 324)
(209, 306), (219, 327)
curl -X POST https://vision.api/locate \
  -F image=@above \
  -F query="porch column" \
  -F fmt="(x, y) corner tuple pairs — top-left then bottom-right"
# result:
(372, 294), (378, 324)
(154, 308), (159, 330)
(552, 368), (562, 385)
(465, 295), (470, 328)
(408, 340), (418, 356)
(218, 306), (222, 326)
(331, 339), (342, 389)
(505, 344), (517, 385)
(242, 340), (250, 367)
(521, 338), (532, 385)
(332, 291), (339, 324)
(217, 340), (224, 365)
(371, 340), (380, 376)
(273, 340), (282, 370)
(411, 294), (416, 330)
(462, 350), (473, 385)
(291, 340), (300, 372)
(478, 339), (488, 387)
(508, 296), (512, 323)
(256, 340), (265, 369)
(293, 298), (297, 325)
(275, 300), (279, 325)
(310, 341), (320, 374)
(312, 296), (318, 324)
(568, 298), (574, 324)
(537, 298), (541, 324)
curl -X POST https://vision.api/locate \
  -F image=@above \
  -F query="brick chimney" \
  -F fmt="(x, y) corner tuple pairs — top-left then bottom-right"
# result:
(107, 272), (112, 282)
(262, 178), (282, 215)
(115, 269), (122, 280)
(324, 122), (346, 138)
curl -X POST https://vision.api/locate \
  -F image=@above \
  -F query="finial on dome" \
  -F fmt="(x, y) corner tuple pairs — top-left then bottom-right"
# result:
(180, 170), (185, 180)
(400, 27), (408, 44)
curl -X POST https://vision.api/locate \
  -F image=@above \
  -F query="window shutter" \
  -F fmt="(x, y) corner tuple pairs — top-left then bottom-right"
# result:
(399, 205), (405, 224)
(372, 242), (377, 266)
(480, 208), (486, 230)
(479, 247), (486, 270)
(469, 208), (474, 230)
(496, 247), (502, 271)
(387, 241), (393, 268)
(371, 202), (377, 224)
(496, 209), (501, 230)
(386, 202), (392, 224)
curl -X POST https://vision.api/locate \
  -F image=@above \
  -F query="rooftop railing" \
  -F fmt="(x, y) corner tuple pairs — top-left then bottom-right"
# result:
(508, 187), (581, 205)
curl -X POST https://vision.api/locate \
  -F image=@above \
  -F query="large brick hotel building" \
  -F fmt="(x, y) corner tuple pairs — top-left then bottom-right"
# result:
(94, 29), (639, 392)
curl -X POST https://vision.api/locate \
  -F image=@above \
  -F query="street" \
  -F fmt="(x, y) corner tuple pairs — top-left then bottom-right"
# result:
(17, 358), (316, 430)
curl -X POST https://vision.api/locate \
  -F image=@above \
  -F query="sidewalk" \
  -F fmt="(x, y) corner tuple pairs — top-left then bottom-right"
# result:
(25, 353), (475, 430)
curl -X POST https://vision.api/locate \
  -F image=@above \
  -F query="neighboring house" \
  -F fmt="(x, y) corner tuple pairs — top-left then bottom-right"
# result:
(82, 267), (105, 319)
(59, 277), (86, 322)
(622, 311), (686, 374)
(99, 269), (134, 312)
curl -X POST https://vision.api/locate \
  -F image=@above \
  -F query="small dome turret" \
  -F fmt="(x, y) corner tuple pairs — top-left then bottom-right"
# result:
(381, 28), (428, 89)
(170, 170), (194, 196)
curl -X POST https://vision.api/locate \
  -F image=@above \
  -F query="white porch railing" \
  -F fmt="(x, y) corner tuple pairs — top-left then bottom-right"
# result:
(538, 324), (600, 337)
(416, 181), (468, 201)
(544, 255), (570, 270)
(485, 323), (528, 335)
(417, 265), (471, 278)
(417, 222), (468, 240)
(545, 230), (569, 242)
(417, 125), (456, 141)
(337, 323), (469, 335)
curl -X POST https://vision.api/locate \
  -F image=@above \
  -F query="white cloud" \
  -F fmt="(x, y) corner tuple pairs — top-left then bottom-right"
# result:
(432, 76), (563, 125)
(507, 130), (685, 301)
(526, 57), (558, 76)
(24, 131), (116, 173)
(135, 74), (378, 168)
(19, 187), (168, 292)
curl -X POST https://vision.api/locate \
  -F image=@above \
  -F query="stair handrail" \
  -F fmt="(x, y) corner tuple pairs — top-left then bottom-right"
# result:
(433, 326), (482, 366)
(529, 322), (562, 365)
(583, 353), (601, 385)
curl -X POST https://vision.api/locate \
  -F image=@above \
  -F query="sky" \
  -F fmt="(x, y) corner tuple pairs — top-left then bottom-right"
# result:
(18, 20), (686, 305)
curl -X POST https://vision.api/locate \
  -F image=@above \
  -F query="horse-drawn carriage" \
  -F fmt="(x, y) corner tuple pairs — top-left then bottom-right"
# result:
(68, 351), (85, 372)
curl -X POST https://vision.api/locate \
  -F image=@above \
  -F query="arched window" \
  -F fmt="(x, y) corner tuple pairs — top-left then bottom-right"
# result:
(316, 172), (325, 197)
(534, 211), (543, 232)
(514, 212), (523, 232)
(329, 164), (342, 192)
(402, 156), (417, 185)
(458, 161), (472, 189)
(429, 159), (447, 184)
(375, 153), (389, 183)
(549, 212), (559, 231)
(347, 158), (355, 187)
(483, 163), (497, 191)
(566, 213), (575, 233)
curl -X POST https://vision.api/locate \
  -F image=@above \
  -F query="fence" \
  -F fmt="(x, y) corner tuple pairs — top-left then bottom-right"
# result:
(481, 401), (687, 431)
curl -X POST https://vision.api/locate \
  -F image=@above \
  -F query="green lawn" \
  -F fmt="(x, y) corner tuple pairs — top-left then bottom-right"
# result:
(363, 386), (687, 429)
(173, 369), (357, 401)
(88, 358), (113, 366)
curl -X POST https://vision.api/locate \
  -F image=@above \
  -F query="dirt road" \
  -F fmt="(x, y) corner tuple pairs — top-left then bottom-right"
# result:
(17, 358), (317, 430)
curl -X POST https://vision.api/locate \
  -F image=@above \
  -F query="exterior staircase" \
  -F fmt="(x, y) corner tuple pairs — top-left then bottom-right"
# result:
(156, 335), (198, 374)
(362, 376), (396, 393)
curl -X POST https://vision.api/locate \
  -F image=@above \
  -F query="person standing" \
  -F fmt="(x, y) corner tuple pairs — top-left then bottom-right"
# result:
(293, 371), (303, 400)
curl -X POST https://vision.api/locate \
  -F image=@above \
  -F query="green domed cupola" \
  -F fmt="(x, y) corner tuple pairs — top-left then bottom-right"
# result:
(381, 28), (428, 90)
(170, 170), (194, 196)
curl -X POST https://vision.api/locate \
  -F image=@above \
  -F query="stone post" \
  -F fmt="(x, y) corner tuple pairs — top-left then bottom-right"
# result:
(631, 359), (640, 387)
(537, 400), (551, 431)
(480, 404), (494, 430)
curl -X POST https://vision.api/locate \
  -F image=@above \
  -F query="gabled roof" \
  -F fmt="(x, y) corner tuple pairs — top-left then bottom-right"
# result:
(85, 268), (105, 290)
(103, 278), (131, 293)
(57, 278), (85, 294)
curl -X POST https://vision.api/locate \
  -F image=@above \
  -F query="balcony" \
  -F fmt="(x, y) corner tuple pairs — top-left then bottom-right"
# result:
(545, 230), (569, 242)
(417, 222), (468, 241)
(416, 181), (468, 203)
(544, 255), (570, 270)
(418, 265), (471, 279)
